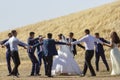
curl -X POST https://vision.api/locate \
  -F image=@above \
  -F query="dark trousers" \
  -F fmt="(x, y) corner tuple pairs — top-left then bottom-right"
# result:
(46, 56), (53, 76)
(28, 53), (39, 75)
(6, 51), (12, 74)
(83, 50), (96, 76)
(11, 51), (20, 75)
(95, 52), (109, 71)
(37, 52), (47, 75)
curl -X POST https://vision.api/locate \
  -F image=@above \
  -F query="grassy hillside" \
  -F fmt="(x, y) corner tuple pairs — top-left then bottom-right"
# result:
(0, 1), (120, 62)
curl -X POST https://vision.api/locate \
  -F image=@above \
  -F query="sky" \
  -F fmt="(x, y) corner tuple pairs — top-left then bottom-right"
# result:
(0, 0), (114, 32)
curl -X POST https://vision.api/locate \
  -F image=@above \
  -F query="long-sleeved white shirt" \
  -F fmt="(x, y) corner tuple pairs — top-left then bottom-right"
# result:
(4, 36), (28, 51)
(72, 35), (103, 50)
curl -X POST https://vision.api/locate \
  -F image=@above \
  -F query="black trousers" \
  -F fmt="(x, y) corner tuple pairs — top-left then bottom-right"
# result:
(28, 53), (39, 75)
(11, 51), (20, 75)
(37, 52), (47, 75)
(46, 56), (53, 76)
(83, 50), (96, 76)
(95, 52), (109, 71)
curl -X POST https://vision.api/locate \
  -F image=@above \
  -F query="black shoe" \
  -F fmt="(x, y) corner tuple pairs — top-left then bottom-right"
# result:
(91, 74), (96, 77)
(47, 75), (53, 77)
(30, 74), (34, 76)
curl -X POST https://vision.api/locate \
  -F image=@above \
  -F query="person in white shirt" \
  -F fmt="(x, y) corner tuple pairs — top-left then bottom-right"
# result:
(72, 29), (103, 77)
(3, 30), (28, 77)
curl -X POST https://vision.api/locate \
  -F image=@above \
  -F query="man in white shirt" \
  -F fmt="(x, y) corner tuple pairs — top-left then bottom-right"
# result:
(4, 30), (28, 77)
(72, 29), (103, 76)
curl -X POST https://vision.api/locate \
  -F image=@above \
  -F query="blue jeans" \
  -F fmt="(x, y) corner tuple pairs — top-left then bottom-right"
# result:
(37, 51), (47, 75)
(6, 51), (12, 74)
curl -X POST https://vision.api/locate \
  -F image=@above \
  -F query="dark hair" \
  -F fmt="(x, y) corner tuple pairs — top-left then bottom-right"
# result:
(47, 33), (52, 39)
(58, 34), (63, 39)
(85, 29), (90, 34)
(69, 32), (74, 36)
(110, 31), (120, 44)
(29, 32), (35, 36)
(8, 33), (12, 36)
(95, 33), (99, 36)
(11, 30), (17, 35)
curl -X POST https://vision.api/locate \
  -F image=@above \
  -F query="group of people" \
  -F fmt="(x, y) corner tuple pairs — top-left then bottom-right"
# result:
(1, 29), (120, 78)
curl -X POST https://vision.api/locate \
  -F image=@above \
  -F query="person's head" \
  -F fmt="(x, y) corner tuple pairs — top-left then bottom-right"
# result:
(47, 33), (52, 39)
(11, 30), (17, 37)
(95, 33), (100, 38)
(39, 35), (43, 41)
(110, 31), (120, 44)
(8, 33), (12, 38)
(84, 29), (90, 35)
(29, 32), (35, 38)
(58, 34), (63, 40)
(69, 32), (74, 38)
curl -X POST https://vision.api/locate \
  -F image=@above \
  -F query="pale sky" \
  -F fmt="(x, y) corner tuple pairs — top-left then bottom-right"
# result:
(0, 0), (114, 32)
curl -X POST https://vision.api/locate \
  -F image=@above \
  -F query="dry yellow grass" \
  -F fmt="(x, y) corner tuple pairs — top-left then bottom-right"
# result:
(0, 1), (120, 62)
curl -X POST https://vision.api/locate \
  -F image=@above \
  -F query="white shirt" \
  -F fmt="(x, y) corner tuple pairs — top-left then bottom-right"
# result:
(68, 38), (74, 51)
(4, 36), (28, 51)
(72, 35), (103, 50)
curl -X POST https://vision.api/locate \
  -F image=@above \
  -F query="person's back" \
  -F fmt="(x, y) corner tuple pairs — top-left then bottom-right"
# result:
(83, 35), (96, 50)
(9, 36), (19, 51)
(43, 39), (58, 56)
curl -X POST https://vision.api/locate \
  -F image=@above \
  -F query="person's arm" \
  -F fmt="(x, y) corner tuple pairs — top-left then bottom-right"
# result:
(55, 41), (67, 45)
(29, 37), (39, 42)
(33, 42), (43, 48)
(101, 38), (110, 44)
(1, 40), (9, 48)
(71, 36), (86, 45)
(104, 39), (114, 48)
(94, 37), (103, 44)
(77, 44), (85, 49)
(0, 39), (8, 45)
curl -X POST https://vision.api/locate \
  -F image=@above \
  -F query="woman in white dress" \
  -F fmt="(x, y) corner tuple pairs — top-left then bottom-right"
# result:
(52, 34), (82, 76)
(105, 31), (120, 75)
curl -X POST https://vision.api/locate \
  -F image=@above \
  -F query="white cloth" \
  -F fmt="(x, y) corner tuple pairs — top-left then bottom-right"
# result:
(52, 36), (82, 75)
(4, 36), (27, 51)
(110, 43), (120, 75)
(68, 38), (74, 51)
(72, 34), (103, 50)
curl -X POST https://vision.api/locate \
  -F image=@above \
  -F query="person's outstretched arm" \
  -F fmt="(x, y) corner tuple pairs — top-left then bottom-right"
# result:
(72, 36), (86, 45)
(77, 44), (85, 50)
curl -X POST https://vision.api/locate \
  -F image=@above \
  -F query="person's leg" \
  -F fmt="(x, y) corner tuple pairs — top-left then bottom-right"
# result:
(95, 52), (100, 71)
(45, 56), (49, 76)
(47, 56), (53, 77)
(6, 51), (12, 74)
(28, 53), (36, 75)
(37, 52), (42, 74)
(83, 62), (88, 76)
(85, 50), (96, 76)
(88, 51), (96, 76)
(101, 52), (110, 71)
(11, 51), (20, 76)
(43, 55), (47, 75)
(83, 51), (88, 75)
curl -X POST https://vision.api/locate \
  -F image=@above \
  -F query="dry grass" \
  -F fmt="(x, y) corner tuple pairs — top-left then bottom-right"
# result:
(0, 59), (120, 80)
